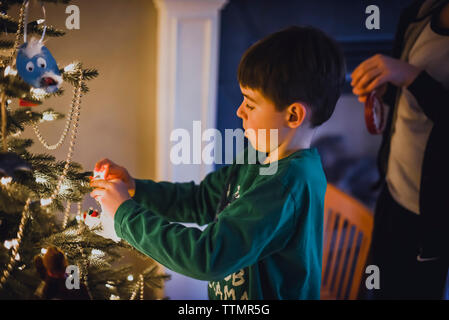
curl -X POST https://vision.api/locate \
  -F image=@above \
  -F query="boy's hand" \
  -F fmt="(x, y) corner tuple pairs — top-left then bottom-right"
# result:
(90, 179), (131, 219)
(92, 158), (136, 192)
(351, 54), (422, 103)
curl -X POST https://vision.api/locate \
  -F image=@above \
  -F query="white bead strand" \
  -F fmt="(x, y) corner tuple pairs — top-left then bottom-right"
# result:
(129, 274), (144, 300)
(0, 198), (32, 289)
(30, 68), (82, 151)
(139, 274), (144, 300)
(61, 199), (71, 229)
(40, 71), (83, 207)
(31, 98), (76, 150)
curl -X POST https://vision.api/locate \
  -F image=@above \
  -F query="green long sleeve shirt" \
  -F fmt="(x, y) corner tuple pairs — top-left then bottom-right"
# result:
(114, 148), (326, 300)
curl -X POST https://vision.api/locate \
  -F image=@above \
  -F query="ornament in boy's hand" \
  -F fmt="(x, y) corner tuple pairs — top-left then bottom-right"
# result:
(92, 166), (106, 181)
(90, 164), (135, 197)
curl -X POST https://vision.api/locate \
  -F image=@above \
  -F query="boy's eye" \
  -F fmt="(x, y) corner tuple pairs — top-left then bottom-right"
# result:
(245, 104), (254, 110)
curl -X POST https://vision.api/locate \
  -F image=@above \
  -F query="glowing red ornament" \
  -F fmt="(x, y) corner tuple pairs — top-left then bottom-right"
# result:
(365, 91), (386, 135)
(19, 98), (40, 107)
(90, 210), (99, 218)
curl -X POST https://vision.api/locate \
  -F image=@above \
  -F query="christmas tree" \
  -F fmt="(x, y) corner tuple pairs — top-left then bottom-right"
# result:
(0, 0), (169, 299)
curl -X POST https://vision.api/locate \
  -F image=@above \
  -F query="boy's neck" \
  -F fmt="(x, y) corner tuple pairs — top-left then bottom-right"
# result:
(263, 128), (316, 164)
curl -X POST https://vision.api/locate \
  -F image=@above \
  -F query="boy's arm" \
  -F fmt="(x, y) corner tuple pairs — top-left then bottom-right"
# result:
(130, 165), (233, 225)
(114, 177), (304, 281)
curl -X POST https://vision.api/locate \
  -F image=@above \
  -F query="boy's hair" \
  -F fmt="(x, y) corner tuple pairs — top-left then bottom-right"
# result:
(238, 25), (346, 127)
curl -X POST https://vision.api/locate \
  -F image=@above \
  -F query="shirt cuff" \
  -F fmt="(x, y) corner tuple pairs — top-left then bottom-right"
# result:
(132, 179), (152, 203)
(114, 198), (140, 239)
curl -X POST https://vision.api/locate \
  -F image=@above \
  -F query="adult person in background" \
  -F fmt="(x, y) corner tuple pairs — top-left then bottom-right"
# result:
(351, 0), (449, 299)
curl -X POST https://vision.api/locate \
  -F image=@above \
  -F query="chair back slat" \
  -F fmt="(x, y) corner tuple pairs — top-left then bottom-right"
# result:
(321, 184), (373, 300)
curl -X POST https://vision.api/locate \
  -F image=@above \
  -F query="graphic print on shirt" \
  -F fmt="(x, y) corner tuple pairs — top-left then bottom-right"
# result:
(208, 267), (249, 300)
(226, 184), (240, 204)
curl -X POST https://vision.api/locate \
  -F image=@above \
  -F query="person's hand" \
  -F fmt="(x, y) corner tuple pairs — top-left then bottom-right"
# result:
(355, 83), (388, 103)
(89, 179), (131, 218)
(351, 54), (422, 103)
(92, 158), (136, 191)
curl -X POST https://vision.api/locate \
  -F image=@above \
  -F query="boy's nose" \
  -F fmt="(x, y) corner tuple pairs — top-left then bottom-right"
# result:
(236, 102), (246, 119)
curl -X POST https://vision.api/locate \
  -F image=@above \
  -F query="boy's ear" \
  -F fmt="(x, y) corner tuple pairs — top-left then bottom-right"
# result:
(286, 102), (307, 128)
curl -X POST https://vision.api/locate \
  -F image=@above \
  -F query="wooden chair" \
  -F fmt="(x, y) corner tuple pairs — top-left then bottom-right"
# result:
(321, 184), (374, 300)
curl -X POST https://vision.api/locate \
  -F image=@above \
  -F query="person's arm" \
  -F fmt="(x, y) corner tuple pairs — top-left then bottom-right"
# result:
(406, 71), (449, 127)
(130, 164), (233, 226)
(114, 176), (298, 281)
(390, 2), (449, 125)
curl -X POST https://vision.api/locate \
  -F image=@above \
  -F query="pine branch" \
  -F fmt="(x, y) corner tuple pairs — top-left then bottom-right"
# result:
(0, 107), (36, 138)
(27, 22), (65, 37)
(142, 264), (171, 290)
(0, 55), (11, 62)
(0, 1), (73, 20)
(7, 137), (34, 153)
(0, 74), (32, 98)
(82, 68), (99, 81)
(4, 110), (25, 133)
(62, 64), (99, 82)
(5, 108), (64, 135)
(61, 65), (99, 93)
(0, 40), (14, 49)
(0, 13), (65, 37)
(0, 12), (20, 33)
(39, 0), (72, 4)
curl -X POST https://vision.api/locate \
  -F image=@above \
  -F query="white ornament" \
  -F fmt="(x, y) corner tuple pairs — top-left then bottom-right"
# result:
(83, 211), (120, 242)
(35, 176), (47, 183)
(64, 63), (76, 73)
(40, 198), (52, 206)
(1, 177), (12, 185)
(41, 112), (56, 122)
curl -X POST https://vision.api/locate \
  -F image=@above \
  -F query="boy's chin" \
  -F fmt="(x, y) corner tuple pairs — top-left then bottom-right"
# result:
(247, 139), (269, 153)
(245, 130), (273, 153)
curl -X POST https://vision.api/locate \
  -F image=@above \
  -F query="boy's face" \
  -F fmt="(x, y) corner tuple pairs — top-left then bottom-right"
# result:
(237, 85), (289, 153)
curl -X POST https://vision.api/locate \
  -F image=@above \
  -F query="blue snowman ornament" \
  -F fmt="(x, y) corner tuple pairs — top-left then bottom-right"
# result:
(16, 38), (63, 93)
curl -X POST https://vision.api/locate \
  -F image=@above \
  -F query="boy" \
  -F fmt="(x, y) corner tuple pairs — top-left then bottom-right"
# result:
(90, 26), (345, 300)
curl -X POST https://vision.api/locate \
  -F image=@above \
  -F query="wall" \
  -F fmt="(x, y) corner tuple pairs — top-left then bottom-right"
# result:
(20, 0), (158, 181)
(215, 0), (409, 162)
